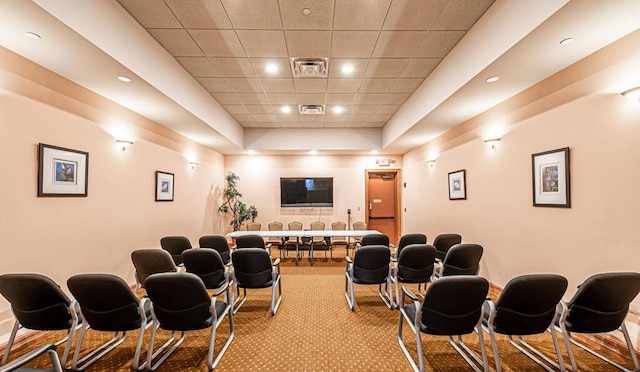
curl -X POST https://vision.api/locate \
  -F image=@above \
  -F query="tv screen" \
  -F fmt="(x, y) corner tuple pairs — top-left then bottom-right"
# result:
(280, 177), (333, 207)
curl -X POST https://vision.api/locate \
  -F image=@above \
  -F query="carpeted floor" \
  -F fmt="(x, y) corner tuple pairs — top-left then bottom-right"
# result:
(9, 250), (627, 371)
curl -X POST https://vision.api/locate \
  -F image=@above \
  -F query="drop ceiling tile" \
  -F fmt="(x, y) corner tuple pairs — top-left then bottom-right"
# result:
(358, 79), (395, 93)
(329, 59), (369, 78)
(176, 57), (220, 77)
(401, 58), (441, 77)
(261, 78), (295, 93)
(349, 106), (378, 115)
(211, 93), (240, 104)
(296, 93), (326, 105)
(280, 0), (334, 29)
(382, 0), (443, 30)
(189, 30), (245, 57)
(236, 93), (270, 104)
(301, 115), (325, 123)
(223, 104), (250, 115)
(390, 78), (424, 93)
(242, 122), (261, 128)
(259, 122), (282, 128)
(250, 58), (293, 78)
(326, 94), (355, 105)
(376, 105), (400, 114)
(354, 94), (388, 105)
(285, 31), (331, 57)
(323, 122), (348, 128)
(245, 105), (275, 115)
(325, 105), (349, 114)
(220, 0), (282, 29)
(386, 93), (412, 104)
(117, 0), (181, 28)
(432, 0), (494, 30)
(294, 79), (327, 93)
(276, 114), (301, 123)
(237, 30), (288, 58)
(324, 115), (351, 123)
(197, 78), (232, 92)
(331, 31), (379, 58)
(348, 121), (385, 128)
(267, 94), (298, 104)
(164, 0), (232, 28)
(280, 122), (303, 128)
(413, 31), (465, 58)
(364, 59), (409, 78)
(232, 114), (256, 124)
(252, 114), (279, 123)
(208, 58), (255, 77)
(148, 29), (203, 57)
(327, 79), (361, 93)
(352, 114), (391, 123)
(333, 0), (391, 30)
(372, 31), (426, 58)
(225, 78), (263, 92)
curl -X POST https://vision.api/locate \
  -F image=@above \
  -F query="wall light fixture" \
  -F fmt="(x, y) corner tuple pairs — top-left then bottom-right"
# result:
(116, 139), (134, 152)
(621, 87), (640, 101)
(484, 138), (501, 150)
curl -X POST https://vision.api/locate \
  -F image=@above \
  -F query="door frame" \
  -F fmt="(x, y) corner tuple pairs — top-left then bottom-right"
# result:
(364, 169), (402, 244)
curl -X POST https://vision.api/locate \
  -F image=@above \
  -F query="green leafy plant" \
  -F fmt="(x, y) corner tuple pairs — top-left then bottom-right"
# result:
(218, 172), (258, 231)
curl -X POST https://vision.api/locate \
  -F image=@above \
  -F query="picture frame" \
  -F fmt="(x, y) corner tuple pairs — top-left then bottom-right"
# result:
(448, 169), (466, 200)
(38, 143), (89, 197)
(532, 147), (570, 208)
(155, 171), (174, 202)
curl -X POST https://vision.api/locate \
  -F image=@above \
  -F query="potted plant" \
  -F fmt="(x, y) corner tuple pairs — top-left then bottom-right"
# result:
(218, 172), (258, 231)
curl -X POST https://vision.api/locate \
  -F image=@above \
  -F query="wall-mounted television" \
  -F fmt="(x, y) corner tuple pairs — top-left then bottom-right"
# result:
(280, 177), (333, 207)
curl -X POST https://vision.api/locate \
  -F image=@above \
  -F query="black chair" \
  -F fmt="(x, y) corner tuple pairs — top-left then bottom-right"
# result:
(344, 245), (393, 311)
(231, 248), (282, 315)
(144, 272), (233, 371)
(159, 236), (192, 266)
(0, 274), (77, 367)
(483, 274), (568, 372)
(183, 249), (227, 289)
(437, 243), (483, 277)
(130, 249), (178, 295)
(235, 234), (272, 256)
(0, 344), (62, 372)
(67, 274), (151, 371)
(394, 233), (427, 261)
(398, 276), (490, 372)
(556, 272), (640, 372)
(359, 233), (390, 248)
(391, 244), (436, 308)
(199, 235), (231, 265)
(433, 233), (462, 261)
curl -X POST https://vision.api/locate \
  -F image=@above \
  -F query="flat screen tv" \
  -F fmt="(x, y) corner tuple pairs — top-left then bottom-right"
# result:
(280, 177), (333, 207)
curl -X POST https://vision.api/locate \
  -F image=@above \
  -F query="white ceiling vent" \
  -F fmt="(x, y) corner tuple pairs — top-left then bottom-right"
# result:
(299, 104), (325, 115)
(291, 58), (328, 78)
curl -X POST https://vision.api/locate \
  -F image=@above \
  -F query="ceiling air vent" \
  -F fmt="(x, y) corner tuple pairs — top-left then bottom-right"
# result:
(299, 104), (325, 115)
(291, 58), (328, 78)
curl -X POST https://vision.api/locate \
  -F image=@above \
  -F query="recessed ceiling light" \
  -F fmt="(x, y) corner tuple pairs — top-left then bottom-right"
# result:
(265, 63), (278, 74)
(309, 150), (318, 155)
(486, 76), (500, 83)
(281, 106), (291, 114)
(247, 150), (256, 155)
(341, 64), (354, 75)
(117, 76), (132, 83)
(333, 106), (344, 114)
(560, 37), (574, 45)
(302, 8), (311, 15)
(26, 32), (41, 40)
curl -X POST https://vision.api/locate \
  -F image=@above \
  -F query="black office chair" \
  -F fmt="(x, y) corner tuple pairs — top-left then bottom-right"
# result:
(231, 248), (282, 315)
(183, 249), (227, 289)
(483, 274), (568, 372)
(0, 274), (77, 368)
(67, 274), (151, 371)
(144, 272), (233, 371)
(556, 272), (640, 372)
(433, 233), (462, 261)
(199, 235), (231, 264)
(130, 249), (178, 295)
(393, 233), (427, 261)
(0, 344), (63, 372)
(358, 233), (390, 249)
(344, 245), (393, 311)
(398, 276), (490, 372)
(391, 244), (436, 308)
(235, 234), (272, 256)
(437, 243), (483, 277)
(159, 236), (192, 266)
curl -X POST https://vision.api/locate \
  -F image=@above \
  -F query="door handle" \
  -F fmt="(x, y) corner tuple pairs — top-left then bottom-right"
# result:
(368, 202), (372, 211)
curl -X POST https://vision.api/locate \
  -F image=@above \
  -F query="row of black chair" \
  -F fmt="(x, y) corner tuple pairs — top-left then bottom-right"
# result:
(160, 235), (231, 266)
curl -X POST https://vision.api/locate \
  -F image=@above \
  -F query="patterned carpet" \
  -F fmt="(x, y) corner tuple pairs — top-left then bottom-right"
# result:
(9, 251), (628, 371)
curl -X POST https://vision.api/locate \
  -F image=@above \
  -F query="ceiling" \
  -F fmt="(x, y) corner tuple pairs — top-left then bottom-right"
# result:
(1, 0), (640, 155)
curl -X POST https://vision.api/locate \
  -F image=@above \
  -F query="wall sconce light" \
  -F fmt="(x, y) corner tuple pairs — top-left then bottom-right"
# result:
(116, 139), (134, 152)
(188, 161), (199, 170)
(621, 87), (640, 101)
(484, 138), (501, 150)
(426, 159), (436, 167)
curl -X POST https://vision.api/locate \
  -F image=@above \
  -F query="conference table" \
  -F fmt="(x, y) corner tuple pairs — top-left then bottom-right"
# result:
(226, 230), (381, 265)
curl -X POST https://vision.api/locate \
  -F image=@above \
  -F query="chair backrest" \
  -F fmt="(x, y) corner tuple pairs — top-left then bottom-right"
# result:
(397, 233), (427, 256)
(236, 234), (266, 249)
(493, 274), (568, 335)
(268, 221), (284, 231)
(144, 273), (213, 331)
(246, 222), (261, 231)
(353, 221), (367, 230)
(566, 272), (640, 333)
(231, 248), (273, 288)
(352, 245), (391, 284)
(397, 244), (436, 284)
(331, 221), (346, 230)
(182, 249), (226, 289)
(131, 249), (177, 286)
(433, 233), (462, 260)
(160, 236), (192, 265)
(198, 235), (230, 255)
(361, 233), (389, 247)
(0, 274), (72, 331)
(310, 221), (325, 242)
(420, 276), (489, 335)
(441, 243), (483, 276)
(67, 274), (142, 332)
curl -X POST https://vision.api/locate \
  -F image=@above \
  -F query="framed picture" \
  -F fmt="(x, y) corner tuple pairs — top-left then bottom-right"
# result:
(155, 171), (174, 202)
(38, 143), (88, 197)
(448, 169), (466, 200)
(532, 147), (570, 207)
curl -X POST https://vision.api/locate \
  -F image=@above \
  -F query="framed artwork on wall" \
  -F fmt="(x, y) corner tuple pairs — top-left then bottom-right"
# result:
(38, 143), (89, 197)
(155, 171), (174, 202)
(532, 147), (570, 208)
(448, 169), (466, 200)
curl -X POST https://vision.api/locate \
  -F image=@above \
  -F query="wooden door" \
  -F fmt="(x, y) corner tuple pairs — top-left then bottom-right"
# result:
(366, 171), (400, 245)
